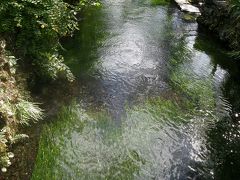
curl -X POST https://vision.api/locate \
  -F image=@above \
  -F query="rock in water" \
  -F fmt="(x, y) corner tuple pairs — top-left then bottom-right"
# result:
(175, 0), (201, 14)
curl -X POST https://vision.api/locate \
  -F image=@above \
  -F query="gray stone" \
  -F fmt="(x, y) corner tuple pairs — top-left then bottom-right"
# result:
(175, 0), (201, 14)
(180, 4), (200, 13)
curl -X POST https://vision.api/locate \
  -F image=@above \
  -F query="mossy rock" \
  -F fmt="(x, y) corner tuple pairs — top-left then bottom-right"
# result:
(182, 13), (197, 21)
(151, 0), (169, 6)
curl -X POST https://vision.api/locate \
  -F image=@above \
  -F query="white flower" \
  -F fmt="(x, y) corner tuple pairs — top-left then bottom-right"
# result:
(8, 152), (14, 158)
(1, 167), (7, 173)
(7, 111), (14, 117)
(7, 160), (11, 166)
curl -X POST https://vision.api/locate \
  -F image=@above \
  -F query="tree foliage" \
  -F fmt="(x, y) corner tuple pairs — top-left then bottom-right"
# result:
(227, 0), (240, 58)
(0, 0), (100, 81)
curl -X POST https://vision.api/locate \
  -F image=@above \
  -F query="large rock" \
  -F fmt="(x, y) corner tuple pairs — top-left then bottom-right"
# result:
(180, 4), (200, 13)
(175, 0), (201, 14)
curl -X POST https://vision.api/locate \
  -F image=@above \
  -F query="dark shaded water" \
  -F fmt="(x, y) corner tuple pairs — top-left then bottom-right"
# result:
(31, 0), (240, 179)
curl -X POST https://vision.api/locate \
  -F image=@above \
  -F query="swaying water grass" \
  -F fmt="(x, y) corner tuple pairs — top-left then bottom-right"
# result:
(166, 24), (216, 109)
(171, 68), (215, 109)
(31, 104), (87, 179)
(32, 96), (216, 179)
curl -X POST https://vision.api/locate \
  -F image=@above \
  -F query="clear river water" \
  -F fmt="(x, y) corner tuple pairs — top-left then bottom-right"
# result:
(30, 0), (240, 179)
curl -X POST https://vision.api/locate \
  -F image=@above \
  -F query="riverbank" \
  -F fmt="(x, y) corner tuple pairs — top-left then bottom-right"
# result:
(198, 0), (240, 60)
(0, 79), (79, 179)
(0, 0), (100, 177)
(0, 39), (43, 175)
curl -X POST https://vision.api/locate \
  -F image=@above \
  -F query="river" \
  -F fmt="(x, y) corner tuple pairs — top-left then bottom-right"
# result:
(30, 0), (240, 179)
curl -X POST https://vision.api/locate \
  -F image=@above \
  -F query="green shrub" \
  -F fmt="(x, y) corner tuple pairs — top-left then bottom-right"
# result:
(0, 0), (78, 54)
(0, 0), (100, 81)
(0, 0), (76, 80)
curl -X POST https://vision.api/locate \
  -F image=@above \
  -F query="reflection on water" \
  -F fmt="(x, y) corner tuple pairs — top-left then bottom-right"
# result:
(33, 0), (240, 179)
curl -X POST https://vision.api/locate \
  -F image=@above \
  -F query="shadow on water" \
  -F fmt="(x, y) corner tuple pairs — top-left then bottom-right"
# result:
(193, 33), (240, 180)
(62, 7), (108, 77)
(31, 0), (240, 179)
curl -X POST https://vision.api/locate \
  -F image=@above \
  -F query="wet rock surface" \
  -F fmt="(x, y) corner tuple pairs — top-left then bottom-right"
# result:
(175, 0), (200, 14)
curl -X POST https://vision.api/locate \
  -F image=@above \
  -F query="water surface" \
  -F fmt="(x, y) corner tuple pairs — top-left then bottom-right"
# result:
(32, 1), (240, 179)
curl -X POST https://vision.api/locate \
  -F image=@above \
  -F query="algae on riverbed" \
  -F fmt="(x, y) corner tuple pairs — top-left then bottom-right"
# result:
(32, 94), (217, 179)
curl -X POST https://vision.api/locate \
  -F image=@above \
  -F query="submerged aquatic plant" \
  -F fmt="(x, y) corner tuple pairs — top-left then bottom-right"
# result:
(151, 0), (170, 6)
(32, 96), (217, 179)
